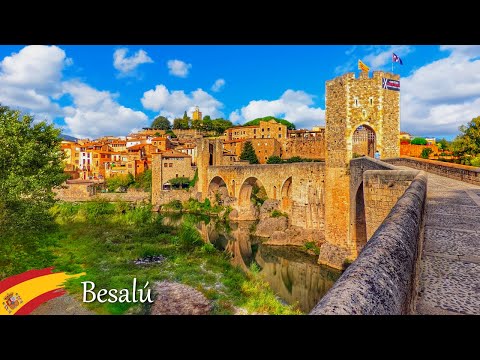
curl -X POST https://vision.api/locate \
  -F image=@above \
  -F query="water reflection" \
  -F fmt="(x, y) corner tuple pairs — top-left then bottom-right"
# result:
(162, 214), (340, 313)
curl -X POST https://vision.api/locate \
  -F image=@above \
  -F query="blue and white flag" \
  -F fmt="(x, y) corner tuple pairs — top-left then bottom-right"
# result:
(392, 53), (403, 65)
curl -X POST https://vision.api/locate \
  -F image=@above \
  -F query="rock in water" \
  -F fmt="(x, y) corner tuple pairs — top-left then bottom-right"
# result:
(150, 281), (212, 315)
(255, 216), (288, 237)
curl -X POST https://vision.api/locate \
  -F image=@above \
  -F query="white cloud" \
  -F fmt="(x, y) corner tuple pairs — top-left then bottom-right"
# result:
(401, 46), (480, 137)
(141, 84), (224, 119)
(0, 45), (148, 138)
(211, 78), (226, 92)
(363, 45), (413, 69)
(440, 45), (480, 59)
(230, 89), (324, 129)
(63, 81), (148, 138)
(113, 48), (153, 76)
(0, 45), (69, 117)
(167, 59), (191, 78)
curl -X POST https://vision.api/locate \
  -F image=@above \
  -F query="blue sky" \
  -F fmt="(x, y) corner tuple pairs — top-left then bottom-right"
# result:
(0, 45), (479, 140)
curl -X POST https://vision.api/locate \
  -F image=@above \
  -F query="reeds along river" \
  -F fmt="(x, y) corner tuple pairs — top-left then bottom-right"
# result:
(163, 214), (341, 313)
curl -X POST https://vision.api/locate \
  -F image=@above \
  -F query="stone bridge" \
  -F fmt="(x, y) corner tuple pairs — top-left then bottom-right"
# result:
(200, 162), (326, 229)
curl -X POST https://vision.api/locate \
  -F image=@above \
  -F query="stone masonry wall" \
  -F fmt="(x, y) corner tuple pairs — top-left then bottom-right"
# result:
(385, 156), (480, 186)
(311, 172), (427, 315)
(155, 188), (198, 207)
(363, 170), (419, 240)
(282, 137), (326, 160)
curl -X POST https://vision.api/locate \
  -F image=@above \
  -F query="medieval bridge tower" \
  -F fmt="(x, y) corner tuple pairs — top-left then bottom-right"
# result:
(321, 70), (400, 267)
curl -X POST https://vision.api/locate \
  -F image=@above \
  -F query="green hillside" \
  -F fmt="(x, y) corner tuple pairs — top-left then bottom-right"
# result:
(243, 116), (296, 130)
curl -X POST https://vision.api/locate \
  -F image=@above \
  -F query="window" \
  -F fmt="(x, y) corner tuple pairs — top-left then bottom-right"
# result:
(258, 150), (261, 153)
(75, 160), (79, 164)
(354, 97), (359, 107)
(278, 134), (282, 138)
(175, 174), (178, 178)
(262, 128), (264, 132)
(265, 157), (267, 160)
(254, 135), (256, 139)
(279, 127), (281, 131)
(169, 163), (173, 167)
(262, 135), (264, 138)
(267, 128), (270, 131)
(369, 97), (373, 106)
(164, 163), (168, 167)
(254, 129), (256, 134)
(265, 150), (267, 153)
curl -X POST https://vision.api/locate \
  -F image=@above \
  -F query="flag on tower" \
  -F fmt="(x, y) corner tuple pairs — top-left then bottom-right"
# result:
(392, 53), (403, 65)
(358, 60), (370, 72)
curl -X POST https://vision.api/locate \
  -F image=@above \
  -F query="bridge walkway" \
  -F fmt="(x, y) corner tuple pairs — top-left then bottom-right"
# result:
(399, 166), (480, 314)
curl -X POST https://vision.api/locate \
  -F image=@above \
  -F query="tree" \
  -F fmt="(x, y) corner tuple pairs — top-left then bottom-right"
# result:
(437, 138), (450, 151)
(411, 137), (428, 145)
(452, 116), (480, 157)
(0, 105), (68, 231)
(173, 118), (189, 130)
(211, 118), (233, 135)
(240, 141), (259, 164)
(266, 155), (283, 164)
(151, 116), (171, 130)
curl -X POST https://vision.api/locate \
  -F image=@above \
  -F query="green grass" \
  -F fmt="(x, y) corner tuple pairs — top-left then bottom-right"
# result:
(0, 201), (299, 315)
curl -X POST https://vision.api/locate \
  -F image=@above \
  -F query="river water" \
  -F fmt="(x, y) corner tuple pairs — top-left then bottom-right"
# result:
(163, 214), (341, 313)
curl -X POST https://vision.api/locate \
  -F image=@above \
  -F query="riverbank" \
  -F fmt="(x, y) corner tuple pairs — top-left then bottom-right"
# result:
(0, 201), (300, 315)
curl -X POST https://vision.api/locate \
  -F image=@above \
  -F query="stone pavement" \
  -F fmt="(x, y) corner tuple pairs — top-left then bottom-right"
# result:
(406, 169), (480, 315)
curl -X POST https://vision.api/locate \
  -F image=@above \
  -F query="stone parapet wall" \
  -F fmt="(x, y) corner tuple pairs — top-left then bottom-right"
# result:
(385, 156), (480, 185)
(363, 169), (419, 240)
(311, 172), (427, 315)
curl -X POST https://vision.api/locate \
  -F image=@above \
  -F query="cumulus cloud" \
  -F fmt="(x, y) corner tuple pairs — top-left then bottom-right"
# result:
(63, 81), (148, 138)
(113, 48), (153, 76)
(229, 89), (325, 128)
(0, 45), (148, 138)
(401, 46), (480, 137)
(141, 84), (224, 119)
(0, 45), (69, 117)
(167, 59), (191, 78)
(211, 78), (226, 92)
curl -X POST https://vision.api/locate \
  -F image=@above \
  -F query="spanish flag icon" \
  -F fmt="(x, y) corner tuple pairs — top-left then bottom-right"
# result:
(0, 267), (85, 315)
(358, 60), (370, 72)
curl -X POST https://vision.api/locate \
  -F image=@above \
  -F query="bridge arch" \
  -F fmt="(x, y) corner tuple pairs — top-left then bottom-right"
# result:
(208, 176), (230, 202)
(351, 181), (367, 256)
(238, 177), (267, 206)
(281, 176), (293, 211)
(350, 123), (377, 158)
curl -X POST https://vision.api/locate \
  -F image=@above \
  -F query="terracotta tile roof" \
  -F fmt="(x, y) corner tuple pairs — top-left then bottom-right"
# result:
(127, 144), (146, 151)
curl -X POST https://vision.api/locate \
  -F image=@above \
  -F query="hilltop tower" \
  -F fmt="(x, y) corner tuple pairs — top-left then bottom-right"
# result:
(192, 106), (203, 121)
(321, 70), (400, 268)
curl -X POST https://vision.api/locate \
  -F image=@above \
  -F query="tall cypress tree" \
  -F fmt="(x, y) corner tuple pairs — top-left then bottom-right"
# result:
(240, 141), (259, 164)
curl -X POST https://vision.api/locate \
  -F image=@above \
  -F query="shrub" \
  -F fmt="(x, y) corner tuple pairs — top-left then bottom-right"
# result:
(304, 241), (320, 255)
(470, 157), (480, 167)
(163, 199), (183, 211)
(271, 210), (287, 218)
(420, 148), (433, 159)
(266, 155), (283, 164)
